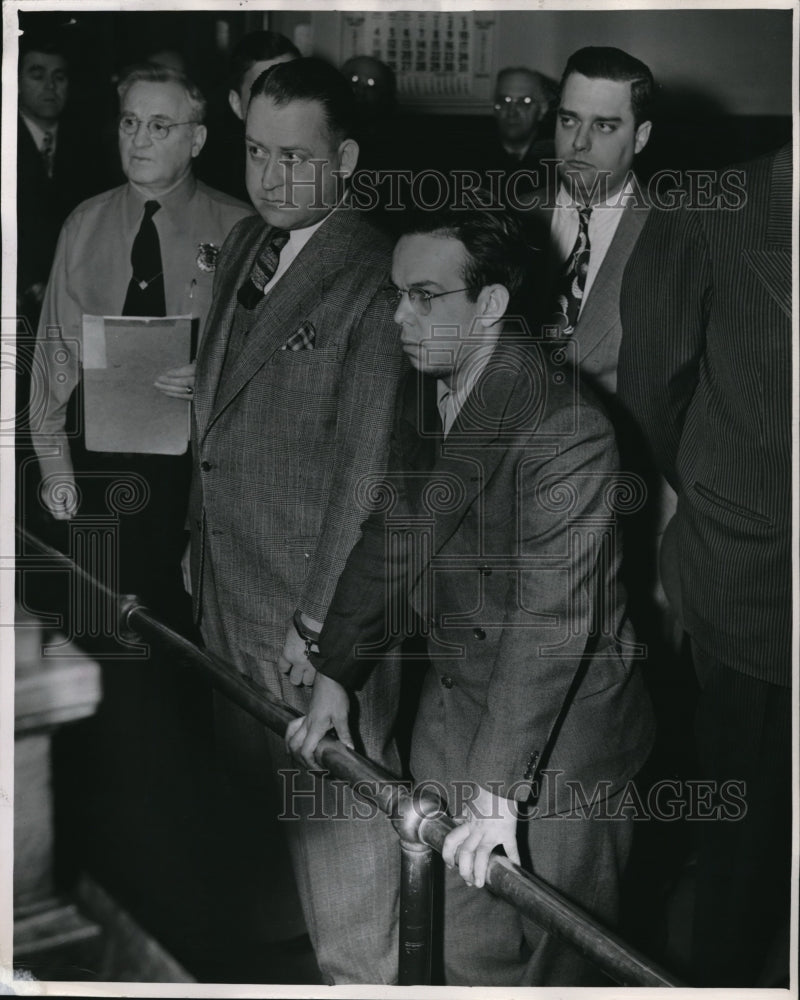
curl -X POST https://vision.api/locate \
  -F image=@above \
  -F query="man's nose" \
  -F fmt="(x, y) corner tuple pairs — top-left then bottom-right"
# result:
(393, 291), (415, 325)
(572, 124), (591, 152)
(132, 121), (154, 147)
(260, 155), (284, 192)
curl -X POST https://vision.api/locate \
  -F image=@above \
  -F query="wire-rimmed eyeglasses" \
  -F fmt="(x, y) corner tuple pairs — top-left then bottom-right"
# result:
(118, 113), (199, 140)
(382, 285), (470, 316)
(493, 95), (537, 113)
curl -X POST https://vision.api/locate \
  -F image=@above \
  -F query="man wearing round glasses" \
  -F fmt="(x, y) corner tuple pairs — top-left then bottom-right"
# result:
(289, 203), (654, 986)
(31, 64), (251, 610)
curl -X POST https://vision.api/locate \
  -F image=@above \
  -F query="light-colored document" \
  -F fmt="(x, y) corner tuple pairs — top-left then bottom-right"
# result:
(82, 314), (192, 455)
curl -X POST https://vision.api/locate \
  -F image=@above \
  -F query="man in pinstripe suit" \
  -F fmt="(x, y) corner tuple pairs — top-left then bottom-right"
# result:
(618, 144), (792, 986)
(189, 59), (405, 984)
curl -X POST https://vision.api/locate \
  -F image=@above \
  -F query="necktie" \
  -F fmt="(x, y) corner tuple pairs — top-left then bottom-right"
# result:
(437, 385), (453, 437)
(551, 205), (592, 336)
(40, 130), (54, 179)
(122, 200), (166, 316)
(237, 228), (290, 309)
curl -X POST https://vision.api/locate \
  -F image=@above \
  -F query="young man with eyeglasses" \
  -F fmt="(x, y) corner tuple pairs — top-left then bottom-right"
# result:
(31, 64), (251, 609)
(287, 203), (654, 986)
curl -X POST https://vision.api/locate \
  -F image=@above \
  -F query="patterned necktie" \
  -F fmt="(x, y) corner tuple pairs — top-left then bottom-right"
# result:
(122, 200), (166, 316)
(237, 228), (291, 309)
(551, 205), (592, 336)
(40, 130), (54, 179)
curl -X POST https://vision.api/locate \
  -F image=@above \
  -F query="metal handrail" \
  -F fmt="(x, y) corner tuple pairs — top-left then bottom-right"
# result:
(16, 524), (685, 987)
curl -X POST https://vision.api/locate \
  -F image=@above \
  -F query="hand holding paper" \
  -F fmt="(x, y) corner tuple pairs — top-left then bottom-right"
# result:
(154, 360), (196, 399)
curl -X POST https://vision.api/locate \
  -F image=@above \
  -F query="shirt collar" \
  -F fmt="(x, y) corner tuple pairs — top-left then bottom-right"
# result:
(124, 170), (197, 228)
(20, 111), (58, 149)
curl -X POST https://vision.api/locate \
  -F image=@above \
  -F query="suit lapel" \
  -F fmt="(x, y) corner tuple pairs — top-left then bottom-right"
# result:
(199, 210), (360, 439)
(572, 203), (648, 362)
(424, 341), (530, 555)
(743, 144), (792, 320)
(194, 216), (263, 439)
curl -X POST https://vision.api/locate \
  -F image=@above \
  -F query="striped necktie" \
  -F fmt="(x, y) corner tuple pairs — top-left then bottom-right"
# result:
(237, 228), (291, 309)
(551, 205), (592, 336)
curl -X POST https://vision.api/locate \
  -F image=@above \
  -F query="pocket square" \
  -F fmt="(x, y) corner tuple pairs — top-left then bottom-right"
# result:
(282, 321), (316, 352)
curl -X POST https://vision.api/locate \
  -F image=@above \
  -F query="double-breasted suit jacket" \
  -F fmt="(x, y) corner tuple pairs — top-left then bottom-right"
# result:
(317, 335), (654, 810)
(316, 334), (655, 984)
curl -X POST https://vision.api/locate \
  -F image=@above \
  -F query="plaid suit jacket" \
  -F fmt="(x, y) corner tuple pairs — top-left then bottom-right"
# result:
(190, 209), (404, 666)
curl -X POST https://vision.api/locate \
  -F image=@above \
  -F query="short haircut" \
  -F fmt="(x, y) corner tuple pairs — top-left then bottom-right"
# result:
(560, 46), (654, 126)
(249, 57), (356, 146)
(19, 32), (68, 68)
(117, 64), (207, 124)
(495, 66), (549, 98)
(402, 202), (530, 306)
(229, 30), (300, 93)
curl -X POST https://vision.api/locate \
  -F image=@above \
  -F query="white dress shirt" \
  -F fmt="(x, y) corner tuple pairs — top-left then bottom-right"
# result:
(550, 182), (633, 310)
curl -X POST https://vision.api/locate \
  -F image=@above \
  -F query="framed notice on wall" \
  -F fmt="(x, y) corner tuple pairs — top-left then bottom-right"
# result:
(340, 11), (496, 112)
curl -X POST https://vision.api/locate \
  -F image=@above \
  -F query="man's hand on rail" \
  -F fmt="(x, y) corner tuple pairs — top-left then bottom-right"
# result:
(285, 672), (353, 768)
(442, 784), (520, 889)
(278, 616), (320, 686)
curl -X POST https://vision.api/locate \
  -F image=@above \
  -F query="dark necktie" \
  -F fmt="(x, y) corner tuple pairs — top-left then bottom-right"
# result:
(123, 200), (166, 316)
(551, 205), (592, 336)
(40, 131), (54, 179)
(237, 228), (290, 309)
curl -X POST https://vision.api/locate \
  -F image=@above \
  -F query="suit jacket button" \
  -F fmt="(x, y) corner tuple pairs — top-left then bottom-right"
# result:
(473, 627), (486, 640)
(200, 460), (212, 472)
(480, 565), (492, 576)
(441, 675), (454, 689)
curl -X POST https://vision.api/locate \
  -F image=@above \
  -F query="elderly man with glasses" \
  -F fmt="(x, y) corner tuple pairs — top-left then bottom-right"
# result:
(30, 64), (251, 612)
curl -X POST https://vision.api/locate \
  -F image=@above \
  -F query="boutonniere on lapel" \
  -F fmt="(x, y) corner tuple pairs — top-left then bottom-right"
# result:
(196, 242), (220, 272)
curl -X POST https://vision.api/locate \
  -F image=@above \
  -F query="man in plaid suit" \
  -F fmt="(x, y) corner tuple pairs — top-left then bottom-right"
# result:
(189, 59), (404, 984)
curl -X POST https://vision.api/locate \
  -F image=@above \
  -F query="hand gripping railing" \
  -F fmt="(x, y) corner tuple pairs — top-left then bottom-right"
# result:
(16, 525), (684, 987)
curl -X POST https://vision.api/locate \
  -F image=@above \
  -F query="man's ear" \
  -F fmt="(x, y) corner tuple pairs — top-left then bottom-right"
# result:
(191, 124), (208, 158)
(336, 137), (360, 178)
(634, 119), (652, 155)
(228, 88), (244, 121)
(478, 283), (510, 326)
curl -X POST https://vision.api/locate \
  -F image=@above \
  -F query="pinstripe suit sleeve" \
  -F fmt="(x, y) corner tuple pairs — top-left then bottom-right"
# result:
(618, 206), (712, 489)
(297, 282), (404, 623)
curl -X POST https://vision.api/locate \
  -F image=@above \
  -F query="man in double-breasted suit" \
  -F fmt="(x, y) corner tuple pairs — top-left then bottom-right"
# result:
(618, 144), (792, 987)
(289, 204), (654, 985)
(189, 59), (405, 984)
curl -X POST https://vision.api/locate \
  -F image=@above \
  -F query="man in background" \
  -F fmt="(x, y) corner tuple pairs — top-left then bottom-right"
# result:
(31, 64), (251, 612)
(199, 29), (299, 199)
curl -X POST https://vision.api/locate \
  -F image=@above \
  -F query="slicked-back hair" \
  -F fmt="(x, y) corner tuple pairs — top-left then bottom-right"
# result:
(117, 64), (207, 124)
(403, 202), (531, 307)
(560, 46), (654, 126)
(249, 57), (356, 147)
(229, 30), (299, 92)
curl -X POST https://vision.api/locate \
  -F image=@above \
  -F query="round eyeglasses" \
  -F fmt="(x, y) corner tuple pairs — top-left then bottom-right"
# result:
(493, 95), (536, 112)
(118, 113), (199, 140)
(382, 285), (470, 316)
